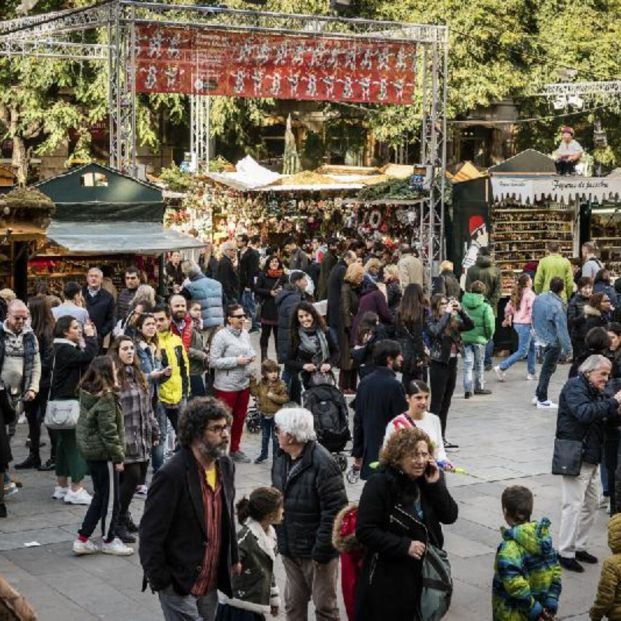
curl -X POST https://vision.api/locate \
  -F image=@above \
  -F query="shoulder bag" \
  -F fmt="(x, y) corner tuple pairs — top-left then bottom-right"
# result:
(551, 436), (586, 476)
(44, 354), (80, 430)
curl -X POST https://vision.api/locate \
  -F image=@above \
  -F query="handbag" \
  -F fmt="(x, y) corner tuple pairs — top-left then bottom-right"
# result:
(551, 437), (585, 476)
(43, 353), (80, 430)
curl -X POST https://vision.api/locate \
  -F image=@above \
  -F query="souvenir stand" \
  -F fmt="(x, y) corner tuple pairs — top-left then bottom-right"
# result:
(33, 162), (204, 296)
(0, 187), (55, 300)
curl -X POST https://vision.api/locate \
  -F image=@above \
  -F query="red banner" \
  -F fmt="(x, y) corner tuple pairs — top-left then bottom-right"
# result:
(135, 26), (416, 104)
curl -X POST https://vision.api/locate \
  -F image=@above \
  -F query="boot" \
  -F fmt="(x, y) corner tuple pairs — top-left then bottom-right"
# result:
(116, 516), (136, 544)
(15, 454), (41, 470)
(261, 346), (268, 362)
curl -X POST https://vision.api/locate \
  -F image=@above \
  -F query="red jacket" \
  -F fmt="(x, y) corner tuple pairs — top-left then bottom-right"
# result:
(171, 315), (193, 352)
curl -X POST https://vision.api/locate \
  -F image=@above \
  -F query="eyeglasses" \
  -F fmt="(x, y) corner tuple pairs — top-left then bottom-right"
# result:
(205, 423), (231, 434)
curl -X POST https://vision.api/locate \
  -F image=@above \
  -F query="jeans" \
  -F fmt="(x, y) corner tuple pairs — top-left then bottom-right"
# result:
(241, 289), (259, 331)
(283, 368), (302, 404)
(158, 586), (217, 621)
(258, 415), (277, 459)
(152, 404), (168, 473)
(535, 344), (561, 402)
(463, 343), (485, 392)
(499, 323), (536, 375)
(484, 338), (494, 368)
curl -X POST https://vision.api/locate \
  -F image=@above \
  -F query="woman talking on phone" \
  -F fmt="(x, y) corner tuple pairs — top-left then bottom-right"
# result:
(210, 304), (257, 463)
(355, 427), (458, 620)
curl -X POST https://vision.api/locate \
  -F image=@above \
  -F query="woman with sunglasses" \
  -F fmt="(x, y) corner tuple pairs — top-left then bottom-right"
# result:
(210, 304), (257, 463)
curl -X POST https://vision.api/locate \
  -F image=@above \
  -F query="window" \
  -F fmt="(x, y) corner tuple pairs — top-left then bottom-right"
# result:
(80, 172), (108, 187)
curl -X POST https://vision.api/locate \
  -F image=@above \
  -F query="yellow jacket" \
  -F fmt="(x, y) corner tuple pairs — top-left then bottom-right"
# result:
(591, 514), (621, 621)
(158, 330), (189, 406)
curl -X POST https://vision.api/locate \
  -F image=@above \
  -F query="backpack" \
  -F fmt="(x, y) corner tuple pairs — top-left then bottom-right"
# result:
(302, 383), (351, 452)
(419, 542), (453, 621)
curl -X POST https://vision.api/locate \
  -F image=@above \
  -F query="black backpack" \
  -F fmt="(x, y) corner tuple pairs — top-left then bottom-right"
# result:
(302, 384), (351, 453)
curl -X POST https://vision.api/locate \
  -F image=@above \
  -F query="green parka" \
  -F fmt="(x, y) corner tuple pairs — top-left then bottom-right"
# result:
(462, 292), (495, 345)
(76, 389), (125, 464)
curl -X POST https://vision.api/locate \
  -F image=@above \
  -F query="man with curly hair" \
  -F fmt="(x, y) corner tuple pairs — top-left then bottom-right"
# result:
(139, 397), (240, 621)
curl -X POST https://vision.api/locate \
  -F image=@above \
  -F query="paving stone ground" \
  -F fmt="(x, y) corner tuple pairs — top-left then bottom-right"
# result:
(0, 342), (607, 620)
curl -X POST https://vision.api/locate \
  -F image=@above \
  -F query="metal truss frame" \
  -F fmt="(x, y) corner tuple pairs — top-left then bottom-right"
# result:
(0, 0), (448, 268)
(190, 94), (211, 173)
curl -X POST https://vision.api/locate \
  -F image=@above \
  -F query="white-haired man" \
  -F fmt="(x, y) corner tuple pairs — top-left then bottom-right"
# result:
(271, 407), (347, 620)
(82, 267), (115, 344)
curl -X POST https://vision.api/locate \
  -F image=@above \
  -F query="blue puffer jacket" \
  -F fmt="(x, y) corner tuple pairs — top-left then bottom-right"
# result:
(182, 272), (224, 329)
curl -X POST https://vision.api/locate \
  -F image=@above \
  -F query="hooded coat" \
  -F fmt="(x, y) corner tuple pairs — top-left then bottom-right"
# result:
(461, 292), (495, 345)
(492, 518), (562, 621)
(591, 513), (621, 621)
(465, 254), (502, 315)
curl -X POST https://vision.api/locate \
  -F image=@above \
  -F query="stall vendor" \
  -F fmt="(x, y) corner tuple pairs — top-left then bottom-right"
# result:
(554, 126), (583, 176)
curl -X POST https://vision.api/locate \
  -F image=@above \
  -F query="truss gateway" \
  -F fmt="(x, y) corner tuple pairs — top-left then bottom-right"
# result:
(0, 0), (448, 270)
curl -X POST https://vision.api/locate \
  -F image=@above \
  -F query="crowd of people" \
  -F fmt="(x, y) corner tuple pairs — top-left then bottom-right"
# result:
(2, 232), (621, 620)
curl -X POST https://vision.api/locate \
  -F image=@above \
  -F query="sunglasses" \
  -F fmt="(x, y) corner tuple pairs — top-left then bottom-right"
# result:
(230, 313), (247, 319)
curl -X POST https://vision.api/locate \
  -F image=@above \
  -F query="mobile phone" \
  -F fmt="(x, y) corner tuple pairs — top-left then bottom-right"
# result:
(425, 462), (434, 477)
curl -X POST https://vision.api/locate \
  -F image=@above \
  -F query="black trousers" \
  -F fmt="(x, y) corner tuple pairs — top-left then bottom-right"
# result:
(119, 461), (148, 517)
(555, 158), (576, 175)
(79, 460), (120, 542)
(260, 324), (278, 352)
(429, 358), (458, 437)
(23, 392), (48, 460)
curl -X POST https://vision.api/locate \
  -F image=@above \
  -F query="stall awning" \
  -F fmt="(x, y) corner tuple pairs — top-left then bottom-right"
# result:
(47, 221), (205, 255)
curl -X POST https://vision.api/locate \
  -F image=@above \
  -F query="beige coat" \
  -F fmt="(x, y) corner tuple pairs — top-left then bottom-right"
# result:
(397, 253), (427, 292)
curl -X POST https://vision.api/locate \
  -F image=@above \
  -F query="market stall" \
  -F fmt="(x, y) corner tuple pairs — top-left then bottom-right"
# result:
(33, 162), (204, 295)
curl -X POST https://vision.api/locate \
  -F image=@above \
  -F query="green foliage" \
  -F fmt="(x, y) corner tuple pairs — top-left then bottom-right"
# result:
(160, 163), (193, 191)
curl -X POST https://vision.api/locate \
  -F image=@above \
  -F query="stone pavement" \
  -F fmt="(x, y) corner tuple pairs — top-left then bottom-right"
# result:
(0, 352), (608, 620)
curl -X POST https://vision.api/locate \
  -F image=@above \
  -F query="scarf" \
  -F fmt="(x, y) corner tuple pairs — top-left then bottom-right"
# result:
(298, 327), (329, 364)
(267, 268), (283, 279)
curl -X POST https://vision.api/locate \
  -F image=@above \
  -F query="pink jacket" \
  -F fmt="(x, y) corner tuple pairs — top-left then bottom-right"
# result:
(504, 288), (536, 324)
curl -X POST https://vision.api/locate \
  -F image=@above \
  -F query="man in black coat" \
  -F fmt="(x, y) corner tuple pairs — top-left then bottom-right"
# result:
(216, 241), (240, 305)
(116, 266), (141, 322)
(82, 267), (115, 346)
(352, 339), (408, 480)
(326, 250), (356, 342)
(237, 234), (261, 332)
(139, 397), (239, 620)
(317, 237), (339, 301)
(272, 407), (347, 620)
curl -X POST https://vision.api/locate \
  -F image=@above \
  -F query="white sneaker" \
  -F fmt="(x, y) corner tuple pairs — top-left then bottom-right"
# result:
(526, 373), (538, 380)
(64, 488), (92, 505)
(531, 395), (538, 406)
(493, 366), (505, 382)
(52, 486), (69, 500)
(134, 484), (148, 497)
(101, 537), (134, 556)
(73, 538), (100, 555)
(537, 400), (558, 409)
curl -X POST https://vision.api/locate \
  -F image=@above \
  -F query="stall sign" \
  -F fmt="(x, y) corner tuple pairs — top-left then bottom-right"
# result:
(135, 26), (416, 104)
(491, 175), (621, 205)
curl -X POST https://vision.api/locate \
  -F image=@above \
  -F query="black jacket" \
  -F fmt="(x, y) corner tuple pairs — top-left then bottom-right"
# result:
(426, 310), (474, 365)
(355, 466), (458, 621)
(216, 255), (240, 305)
(255, 271), (286, 323)
(139, 447), (239, 596)
(431, 270), (461, 300)
(352, 367), (408, 479)
(317, 250), (338, 301)
(326, 260), (347, 330)
(567, 293), (589, 357)
(83, 287), (115, 337)
(272, 441), (347, 562)
(51, 337), (99, 399)
(285, 328), (339, 388)
(239, 247), (260, 291)
(275, 285), (304, 363)
(555, 374), (620, 465)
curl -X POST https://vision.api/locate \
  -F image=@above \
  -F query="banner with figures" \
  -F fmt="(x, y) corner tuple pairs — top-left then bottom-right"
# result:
(491, 175), (621, 205)
(135, 25), (416, 104)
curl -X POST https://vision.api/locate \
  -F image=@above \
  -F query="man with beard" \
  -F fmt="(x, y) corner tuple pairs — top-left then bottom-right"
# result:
(139, 397), (240, 621)
(352, 340), (408, 480)
(169, 294), (193, 352)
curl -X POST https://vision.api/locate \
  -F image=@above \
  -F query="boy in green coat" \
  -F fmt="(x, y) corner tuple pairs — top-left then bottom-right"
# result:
(462, 280), (495, 398)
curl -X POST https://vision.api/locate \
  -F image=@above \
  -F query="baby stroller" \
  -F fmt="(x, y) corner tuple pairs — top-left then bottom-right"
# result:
(245, 400), (261, 434)
(302, 374), (351, 472)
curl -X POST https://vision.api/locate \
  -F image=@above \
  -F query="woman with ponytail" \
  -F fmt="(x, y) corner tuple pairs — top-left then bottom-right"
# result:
(494, 273), (537, 381)
(216, 487), (283, 621)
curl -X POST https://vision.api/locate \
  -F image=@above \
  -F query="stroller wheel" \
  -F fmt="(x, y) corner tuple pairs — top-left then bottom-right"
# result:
(346, 466), (360, 484)
(337, 454), (348, 472)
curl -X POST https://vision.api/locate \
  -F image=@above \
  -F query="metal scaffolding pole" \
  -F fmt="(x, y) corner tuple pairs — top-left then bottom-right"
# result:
(190, 94), (211, 173)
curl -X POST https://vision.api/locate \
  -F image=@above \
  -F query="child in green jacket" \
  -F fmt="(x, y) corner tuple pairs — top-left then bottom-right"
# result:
(493, 485), (562, 621)
(462, 280), (496, 397)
